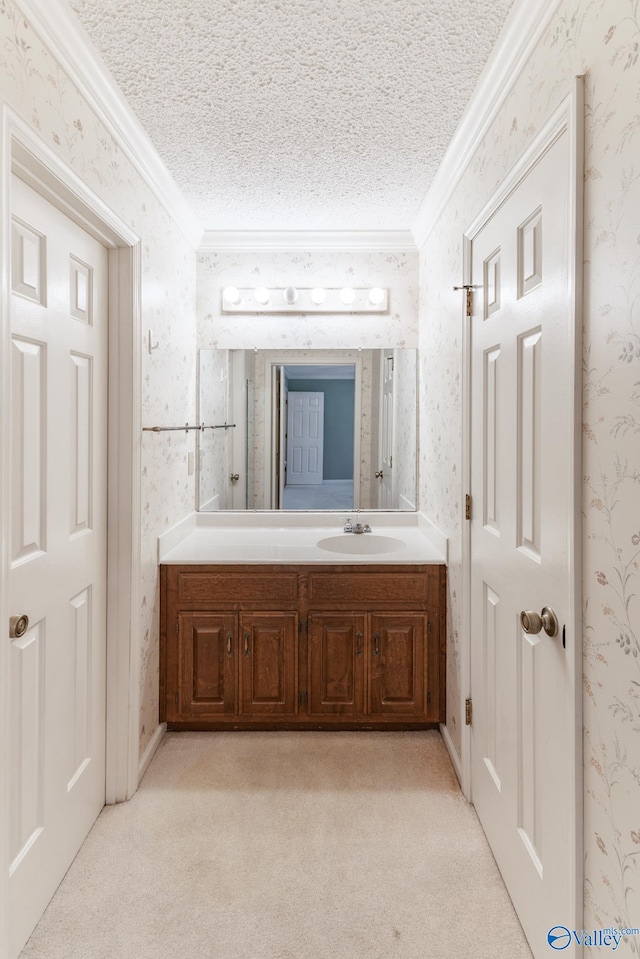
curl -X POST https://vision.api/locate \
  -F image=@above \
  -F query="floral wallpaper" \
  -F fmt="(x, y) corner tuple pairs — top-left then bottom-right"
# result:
(196, 249), (418, 350)
(1, 0), (198, 762)
(198, 348), (230, 509)
(419, 0), (640, 943)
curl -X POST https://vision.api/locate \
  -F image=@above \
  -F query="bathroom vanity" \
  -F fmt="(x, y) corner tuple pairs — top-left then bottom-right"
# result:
(159, 519), (446, 730)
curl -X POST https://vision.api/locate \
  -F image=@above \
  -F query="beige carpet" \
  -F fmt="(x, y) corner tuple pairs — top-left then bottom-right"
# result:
(20, 731), (533, 959)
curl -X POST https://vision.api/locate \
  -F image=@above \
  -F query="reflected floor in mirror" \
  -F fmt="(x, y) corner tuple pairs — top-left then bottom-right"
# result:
(282, 480), (353, 510)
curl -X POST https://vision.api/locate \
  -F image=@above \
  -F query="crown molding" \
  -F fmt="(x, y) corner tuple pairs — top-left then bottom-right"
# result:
(411, 0), (561, 249)
(198, 230), (417, 253)
(16, 0), (203, 249)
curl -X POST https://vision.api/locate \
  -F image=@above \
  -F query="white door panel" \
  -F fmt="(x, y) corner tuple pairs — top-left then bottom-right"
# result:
(470, 126), (578, 957)
(8, 174), (108, 958)
(286, 392), (324, 485)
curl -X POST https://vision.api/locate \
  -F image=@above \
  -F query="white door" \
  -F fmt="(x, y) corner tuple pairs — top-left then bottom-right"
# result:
(286, 392), (324, 485)
(469, 126), (579, 955)
(8, 174), (108, 957)
(377, 353), (395, 508)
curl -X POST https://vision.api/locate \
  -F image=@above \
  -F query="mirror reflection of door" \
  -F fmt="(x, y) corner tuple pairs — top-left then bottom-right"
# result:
(280, 365), (355, 510)
(286, 392), (324, 484)
(197, 348), (417, 511)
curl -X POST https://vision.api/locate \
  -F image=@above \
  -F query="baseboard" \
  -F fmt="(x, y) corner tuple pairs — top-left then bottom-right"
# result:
(138, 723), (166, 783)
(440, 722), (463, 788)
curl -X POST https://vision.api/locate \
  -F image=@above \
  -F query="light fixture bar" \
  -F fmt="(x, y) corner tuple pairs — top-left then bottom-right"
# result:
(221, 287), (388, 314)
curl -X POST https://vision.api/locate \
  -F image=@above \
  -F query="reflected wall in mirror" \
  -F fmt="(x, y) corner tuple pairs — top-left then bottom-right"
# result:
(198, 349), (417, 511)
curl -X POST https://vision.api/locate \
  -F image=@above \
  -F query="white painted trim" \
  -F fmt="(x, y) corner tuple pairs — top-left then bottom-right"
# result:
(568, 76), (585, 943)
(15, 0), (202, 249)
(138, 723), (166, 783)
(440, 723), (463, 789)
(106, 240), (143, 805)
(460, 231), (473, 802)
(460, 79), (584, 937)
(412, 0), (561, 247)
(199, 230), (417, 253)
(0, 102), (14, 959)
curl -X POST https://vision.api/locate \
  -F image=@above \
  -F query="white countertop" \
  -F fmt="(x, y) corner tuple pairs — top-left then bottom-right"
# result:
(159, 513), (447, 565)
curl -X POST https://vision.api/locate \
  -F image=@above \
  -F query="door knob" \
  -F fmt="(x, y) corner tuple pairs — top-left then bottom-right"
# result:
(230, 473), (240, 482)
(9, 614), (29, 638)
(375, 470), (384, 479)
(520, 607), (559, 638)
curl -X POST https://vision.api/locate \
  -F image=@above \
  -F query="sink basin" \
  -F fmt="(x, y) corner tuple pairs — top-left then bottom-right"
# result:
(316, 534), (407, 555)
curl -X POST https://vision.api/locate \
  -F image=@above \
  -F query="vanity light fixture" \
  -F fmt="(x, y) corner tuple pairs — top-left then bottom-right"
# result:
(339, 286), (356, 305)
(220, 287), (389, 314)
(222, 285), (241, 305)
(310, 287), (327, 305)
(283, 286), (299, 304)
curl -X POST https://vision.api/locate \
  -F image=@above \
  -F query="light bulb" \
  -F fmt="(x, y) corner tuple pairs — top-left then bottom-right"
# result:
(254, 286), (270, 306)
(339, 287), (356, 305)
(310, 287), (327, 305)
(283, 286), (298, 304)
(223, 286), (241, 305)
(368, 287), (385, 305)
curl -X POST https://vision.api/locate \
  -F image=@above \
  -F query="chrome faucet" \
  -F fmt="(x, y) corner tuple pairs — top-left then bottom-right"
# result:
(343, 518), (372, 533)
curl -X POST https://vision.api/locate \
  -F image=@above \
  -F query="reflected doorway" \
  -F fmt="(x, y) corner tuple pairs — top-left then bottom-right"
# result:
(276, 364), (355, 510)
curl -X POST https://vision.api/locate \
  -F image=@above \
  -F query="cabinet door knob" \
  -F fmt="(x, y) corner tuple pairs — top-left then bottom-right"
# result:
(355, 630), (363, 656)
(226, 632), (233, 656)
(243, 632), (250, 656)
(373, 630), (380, 656)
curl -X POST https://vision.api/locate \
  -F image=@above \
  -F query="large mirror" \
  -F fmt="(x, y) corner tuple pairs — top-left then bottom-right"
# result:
(197, 348), (417, 511)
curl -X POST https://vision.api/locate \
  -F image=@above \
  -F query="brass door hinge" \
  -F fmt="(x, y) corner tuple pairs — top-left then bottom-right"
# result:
(465, 494), (472, 521)
(453, 284), (480, 318)
(465, 698), (472, 726)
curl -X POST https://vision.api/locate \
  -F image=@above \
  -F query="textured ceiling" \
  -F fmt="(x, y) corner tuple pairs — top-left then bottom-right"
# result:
(68, 0), (514, 232)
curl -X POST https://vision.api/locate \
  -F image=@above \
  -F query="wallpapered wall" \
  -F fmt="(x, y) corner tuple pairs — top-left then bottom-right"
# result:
(1, 0), (198, 761)
(419, 0), (640, 941)
(196, 250), (418, 350)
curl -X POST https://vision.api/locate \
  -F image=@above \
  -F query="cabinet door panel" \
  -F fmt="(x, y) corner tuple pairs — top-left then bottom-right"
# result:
(308, 613), (365, 717)
(369, 613), (426, 719)
(240, 613), (297, 717)
(179, 613), (237, 717)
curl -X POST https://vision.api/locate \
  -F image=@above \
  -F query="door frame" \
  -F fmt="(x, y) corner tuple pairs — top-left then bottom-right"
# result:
(261, 351), (362, 510)
(459, 79), (584, 924)
(0, 107), (142, 953)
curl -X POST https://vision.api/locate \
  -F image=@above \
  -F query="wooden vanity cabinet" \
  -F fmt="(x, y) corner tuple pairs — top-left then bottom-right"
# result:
(161, 563), (445, 730)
